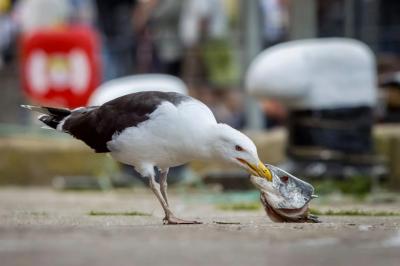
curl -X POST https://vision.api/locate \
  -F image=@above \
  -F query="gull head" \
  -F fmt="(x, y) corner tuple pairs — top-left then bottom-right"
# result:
(211, 124), (272, 181)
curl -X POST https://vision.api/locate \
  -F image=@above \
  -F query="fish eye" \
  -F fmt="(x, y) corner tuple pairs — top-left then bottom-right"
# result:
(235, 145), (244, 152)
(280, 176), (289, 183)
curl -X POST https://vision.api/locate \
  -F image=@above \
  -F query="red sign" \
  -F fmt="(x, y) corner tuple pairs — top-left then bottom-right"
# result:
(20, 26), (101, 108)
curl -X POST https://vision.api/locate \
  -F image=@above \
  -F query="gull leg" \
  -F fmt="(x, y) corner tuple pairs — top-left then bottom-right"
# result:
(148, 174), (201, 225)
(159, 168), (169, 206)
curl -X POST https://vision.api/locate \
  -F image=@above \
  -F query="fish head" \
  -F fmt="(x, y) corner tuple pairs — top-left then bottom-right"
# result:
(250, 164), (320, 223)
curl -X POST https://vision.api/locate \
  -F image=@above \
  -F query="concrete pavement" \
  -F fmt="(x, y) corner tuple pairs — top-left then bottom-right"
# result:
(0, 188), (399, 266)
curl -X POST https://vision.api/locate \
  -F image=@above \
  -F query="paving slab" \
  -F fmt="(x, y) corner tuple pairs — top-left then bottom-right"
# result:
(0, 188), (399, 266)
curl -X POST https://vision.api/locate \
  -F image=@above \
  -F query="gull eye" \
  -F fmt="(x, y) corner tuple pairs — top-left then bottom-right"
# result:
(235, 145), (244, 152)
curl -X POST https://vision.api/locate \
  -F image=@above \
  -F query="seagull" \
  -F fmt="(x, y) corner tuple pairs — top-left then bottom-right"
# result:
(22, 91), (272, 224)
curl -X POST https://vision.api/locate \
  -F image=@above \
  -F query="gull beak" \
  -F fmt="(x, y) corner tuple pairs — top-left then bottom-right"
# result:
(237, 158), (273, 181)
(253, 161), (273, 181)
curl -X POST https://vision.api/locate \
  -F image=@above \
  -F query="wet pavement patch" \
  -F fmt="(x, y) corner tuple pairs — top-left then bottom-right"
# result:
(88, 211), (152, 216)
(216, 202), (261, 211)
(310, 208), (400, 216)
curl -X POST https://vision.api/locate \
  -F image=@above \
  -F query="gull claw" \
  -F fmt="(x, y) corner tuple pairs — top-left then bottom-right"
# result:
(307, 214), (322, 223)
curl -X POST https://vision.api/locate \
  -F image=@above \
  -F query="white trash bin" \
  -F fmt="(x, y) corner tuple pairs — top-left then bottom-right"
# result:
(89, 74), (188, 105)
(246, 38), (385, 179)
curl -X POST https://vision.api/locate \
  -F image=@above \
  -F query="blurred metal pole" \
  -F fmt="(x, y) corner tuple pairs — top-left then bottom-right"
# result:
(344, 0), (355, 37)
(360, 0), (380, 52)
(288, 0), (316, 40)
(241, 0), (265, 130)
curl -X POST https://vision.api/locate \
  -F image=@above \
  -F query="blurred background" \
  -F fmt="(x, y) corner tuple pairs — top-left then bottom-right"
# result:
(1, 0), (400, 200)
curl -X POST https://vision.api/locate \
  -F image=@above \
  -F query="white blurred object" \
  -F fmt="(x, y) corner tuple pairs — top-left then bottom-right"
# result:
(180, 0), (227, 47)
(14, 0), (72, 32)
(88, 74), (188, 106)
(0, 14), (13, 50)
(246, 38), (377, 109)
(259, 0), (288, 43)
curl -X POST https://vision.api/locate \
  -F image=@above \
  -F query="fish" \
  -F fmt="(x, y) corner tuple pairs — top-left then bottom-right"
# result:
(250, 164), (321, 223)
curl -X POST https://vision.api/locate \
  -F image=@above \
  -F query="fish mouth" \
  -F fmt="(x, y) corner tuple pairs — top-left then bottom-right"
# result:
(260, 193), (321, 223)
(250, 164), (320, 223)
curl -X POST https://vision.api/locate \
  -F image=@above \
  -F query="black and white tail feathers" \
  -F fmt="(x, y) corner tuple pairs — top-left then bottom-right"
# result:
(21, 91), (189, 153)
(21, 105), (71, 130)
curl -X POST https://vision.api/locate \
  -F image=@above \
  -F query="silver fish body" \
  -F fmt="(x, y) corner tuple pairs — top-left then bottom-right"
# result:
(251, 164), (320, 223)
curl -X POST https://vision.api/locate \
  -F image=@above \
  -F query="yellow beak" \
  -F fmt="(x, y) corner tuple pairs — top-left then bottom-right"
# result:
(238, 158), (273, 181)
